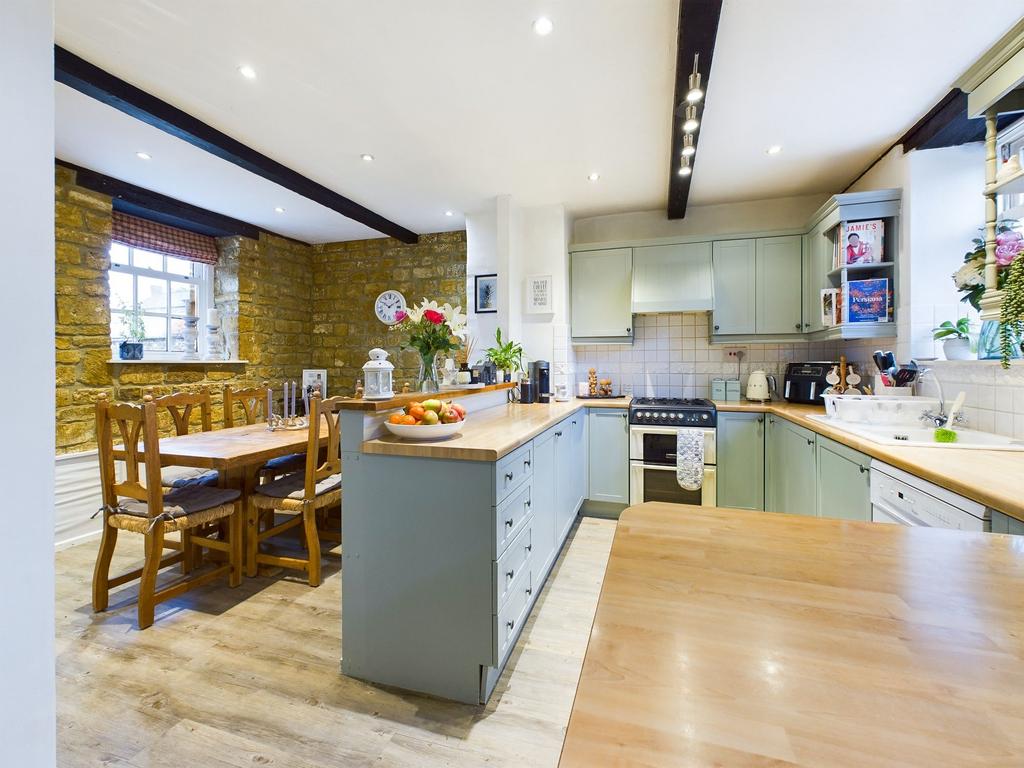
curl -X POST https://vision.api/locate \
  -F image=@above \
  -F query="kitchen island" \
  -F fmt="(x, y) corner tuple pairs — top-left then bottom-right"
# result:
(339, 386), (629, 704)
(560, 503), (1024, 767)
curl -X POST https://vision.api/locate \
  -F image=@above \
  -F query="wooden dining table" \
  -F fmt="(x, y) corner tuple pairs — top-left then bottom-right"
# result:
(117, 420), (329, 577)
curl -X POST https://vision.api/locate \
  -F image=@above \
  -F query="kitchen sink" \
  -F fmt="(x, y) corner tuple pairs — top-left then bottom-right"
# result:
(807, 415), (1024, 451)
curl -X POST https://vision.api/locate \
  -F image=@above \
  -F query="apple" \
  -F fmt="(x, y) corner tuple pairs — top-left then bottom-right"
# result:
(451, 403), (466, 420)
(441, 409), (460, 424)
(422, 409), (440, 425)
(422, 399), (442, 413)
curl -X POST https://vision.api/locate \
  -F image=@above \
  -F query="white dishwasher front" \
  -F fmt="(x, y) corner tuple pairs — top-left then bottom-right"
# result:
(869, 460), (988, 532)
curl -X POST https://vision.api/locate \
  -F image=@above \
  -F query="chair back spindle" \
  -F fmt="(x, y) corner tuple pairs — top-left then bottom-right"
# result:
(304, 394), (344, 500)
(149, 388), (213, 436)
(224, 383), (270, 427)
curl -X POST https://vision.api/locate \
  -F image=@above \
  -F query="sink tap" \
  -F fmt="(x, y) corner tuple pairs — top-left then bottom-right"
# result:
(913, 363), (947, 427)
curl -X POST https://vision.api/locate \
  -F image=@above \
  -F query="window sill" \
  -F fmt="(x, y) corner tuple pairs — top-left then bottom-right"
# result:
(107, 359), (249, 366)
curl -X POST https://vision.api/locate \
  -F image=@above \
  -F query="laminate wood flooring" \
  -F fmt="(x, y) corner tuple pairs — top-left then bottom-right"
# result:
(55, 517), (616, 767)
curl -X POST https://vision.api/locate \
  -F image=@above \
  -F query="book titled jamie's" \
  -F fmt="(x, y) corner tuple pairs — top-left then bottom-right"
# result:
(842, 219), (884, 265)
(844, 278), (889, 323)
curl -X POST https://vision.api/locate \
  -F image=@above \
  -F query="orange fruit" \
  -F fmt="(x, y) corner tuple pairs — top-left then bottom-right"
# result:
(388, 413), (404, 424)
(409, 405), (426, 420)
(400, 414), (417, 425)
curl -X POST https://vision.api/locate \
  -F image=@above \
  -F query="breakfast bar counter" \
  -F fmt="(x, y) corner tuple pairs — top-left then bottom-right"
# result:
(560, 502), (1024, 767)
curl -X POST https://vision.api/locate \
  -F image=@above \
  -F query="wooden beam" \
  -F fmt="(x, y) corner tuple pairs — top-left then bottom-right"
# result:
(667, 0), (723, 220)
(898, 88), (1022, 152)
(55, 46), (419, 244)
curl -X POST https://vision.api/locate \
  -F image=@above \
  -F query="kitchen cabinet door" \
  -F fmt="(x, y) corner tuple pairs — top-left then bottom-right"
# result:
(587, 409), (629, 505)
(716, 412), (765, 511)
(815, 435), (871, 521)
(531, 430), (558, 578)
(554, 415), (584, 544)
(567, 412), (588, 518)
(711, 239), (756, 335)
(755, 236), (803, 335)
(766, 415), (816, 517)
(632, 242), (713, 313)
(991, 510), (1024, 535)
(803, 224), (831, 334)
(570, 248), (633, 339)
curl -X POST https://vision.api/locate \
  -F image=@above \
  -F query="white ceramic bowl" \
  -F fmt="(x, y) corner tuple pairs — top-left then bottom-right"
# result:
(384, 420), (464, 440)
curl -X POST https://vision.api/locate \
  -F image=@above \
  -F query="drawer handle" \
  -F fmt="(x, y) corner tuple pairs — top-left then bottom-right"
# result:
(526, 499), (532, 508)
(555, 431), (563, 437)
(505, 472), (514, 481)
(524, 459), (531, 468)
(505, 518), (514, 528)
(507, 619), (515, 630)
(526, 544), (532, 552)
(806, 438), (813, 446)
(526, 587), (533, 596)
(506, 569), (515, 580)
(794, 323), (801, 330)
(859, 465), (868, 474)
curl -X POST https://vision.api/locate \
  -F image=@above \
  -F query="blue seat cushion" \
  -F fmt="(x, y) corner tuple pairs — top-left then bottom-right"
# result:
(117, 485), (241, 518)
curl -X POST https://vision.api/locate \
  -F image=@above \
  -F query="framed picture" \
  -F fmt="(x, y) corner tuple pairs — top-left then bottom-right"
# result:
(474, 274), (497, 314)
(525, 274), (553, 314)
(302, 368), (327, 398)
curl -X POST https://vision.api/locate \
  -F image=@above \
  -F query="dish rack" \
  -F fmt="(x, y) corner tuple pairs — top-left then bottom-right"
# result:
(822, 394), (940, 427)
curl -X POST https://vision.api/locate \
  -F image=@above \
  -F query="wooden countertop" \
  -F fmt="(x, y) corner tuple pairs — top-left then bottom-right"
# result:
(361, 397), (630, 461)
(560, 503), (1024, 767)
(336, 382), (516, 411)
(718, 400), (1024, 522)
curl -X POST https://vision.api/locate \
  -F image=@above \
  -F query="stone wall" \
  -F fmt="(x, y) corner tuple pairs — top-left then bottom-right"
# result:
(310, 232), (467, 391)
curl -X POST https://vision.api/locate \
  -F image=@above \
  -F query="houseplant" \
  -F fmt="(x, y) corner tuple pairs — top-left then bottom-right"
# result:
(485, 327), (524, 382)
(932, 318), (973, 360)
(117, 303), (145, 360)
(390, 299), (466, 392)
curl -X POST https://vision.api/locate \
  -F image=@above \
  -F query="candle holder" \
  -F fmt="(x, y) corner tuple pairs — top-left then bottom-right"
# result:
(181, 315), (200, 361)
(266, 413), (309, 432)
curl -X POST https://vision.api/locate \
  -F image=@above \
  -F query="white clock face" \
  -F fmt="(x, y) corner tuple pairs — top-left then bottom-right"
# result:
(375, 290), (407, 325)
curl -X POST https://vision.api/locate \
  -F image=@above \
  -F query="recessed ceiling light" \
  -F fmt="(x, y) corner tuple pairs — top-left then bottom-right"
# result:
(361, 153), (375, 162)
(444, 210), (455, 217)
(766, 145), (782, 155)
(274, 206), (285, 213)
(533, 16), (554, 36)
(135, 151), (151, 160)
(238, 64), (257, 79)
(587, 172), (600, 182)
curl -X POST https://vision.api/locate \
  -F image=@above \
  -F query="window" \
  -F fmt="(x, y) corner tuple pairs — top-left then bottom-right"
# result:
(108, 242), (213, 358)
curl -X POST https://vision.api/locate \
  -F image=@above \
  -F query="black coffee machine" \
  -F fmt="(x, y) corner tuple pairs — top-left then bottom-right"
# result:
(783, 361), (838, 404)
(529, 361), (550, 402)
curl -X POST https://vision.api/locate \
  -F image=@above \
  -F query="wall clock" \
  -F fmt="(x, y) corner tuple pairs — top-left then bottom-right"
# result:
(374, 289), (407, 325)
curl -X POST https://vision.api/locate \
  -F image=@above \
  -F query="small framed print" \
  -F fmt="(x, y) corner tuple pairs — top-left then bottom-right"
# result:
(302, 368), (328, 398)
(474, 274), (497, 314)
(526, 274), (553, 314)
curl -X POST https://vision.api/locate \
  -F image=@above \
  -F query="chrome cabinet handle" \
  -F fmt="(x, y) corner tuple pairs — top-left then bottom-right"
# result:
(505, 518), (514, 528)
(507, 619), (515, 630)
(505, 472), (513, 481)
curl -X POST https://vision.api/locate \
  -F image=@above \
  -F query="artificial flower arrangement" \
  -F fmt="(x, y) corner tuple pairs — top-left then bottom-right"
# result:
(390, 299), (467, 391)
(953, 220), (1023, 310)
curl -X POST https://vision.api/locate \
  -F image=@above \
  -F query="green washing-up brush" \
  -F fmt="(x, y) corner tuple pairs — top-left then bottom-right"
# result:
(935, 391), (966, 444)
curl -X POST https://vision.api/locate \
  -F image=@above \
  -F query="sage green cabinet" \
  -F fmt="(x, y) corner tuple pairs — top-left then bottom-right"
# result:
(555, 413), (587, 542)
(587, 409), (629, 505)
(532, 428), (558, 578)
(570, 248), (633, 340)
(815, 435), (871, 521)
(803, 223), (831, 334)
(991, 510), (1024, 535)
(711, 239), (756, 334)
(716, 412), (765, 511)
(765, 415), (816, 517)
(632, 242), (713, 313)
(755, 236), (803, 335)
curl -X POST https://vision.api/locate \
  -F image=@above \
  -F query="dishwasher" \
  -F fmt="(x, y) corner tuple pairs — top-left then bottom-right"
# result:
(870, 460), (989, 532)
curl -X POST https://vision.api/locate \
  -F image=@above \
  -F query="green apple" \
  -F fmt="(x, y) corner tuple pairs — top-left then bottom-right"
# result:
(422, 409), (440, 425)
(422, 399), (442, 412)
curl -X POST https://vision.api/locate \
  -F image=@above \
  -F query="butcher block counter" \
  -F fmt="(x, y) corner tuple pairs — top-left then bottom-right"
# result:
(560, 503), (1024, 768)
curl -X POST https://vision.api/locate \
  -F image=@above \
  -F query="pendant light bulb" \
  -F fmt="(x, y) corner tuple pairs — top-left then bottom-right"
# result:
(681, 133), (695, 158)
(678, 156), (692, 176)
(682, 104), (699, 133)
(686, 53), (703, 102)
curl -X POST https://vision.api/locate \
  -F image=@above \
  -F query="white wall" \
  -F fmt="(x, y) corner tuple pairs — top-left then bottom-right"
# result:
(465, 204), (499, 362)
(1, 0), (56, 764)
(572, 193), (828, 244)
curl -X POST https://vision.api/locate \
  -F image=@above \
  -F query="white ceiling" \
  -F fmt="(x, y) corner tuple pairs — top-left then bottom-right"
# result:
(54, 0), (678, 243)
(691, 0), (1024, 206)
(53, 1), (1024, 241)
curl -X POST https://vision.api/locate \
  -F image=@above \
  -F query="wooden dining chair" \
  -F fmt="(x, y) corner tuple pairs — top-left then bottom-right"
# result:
(224, 383), (307, 481)
(92, 393), (243, 629)
(150, 388), (219, 489)
(248, 394), (343, 585)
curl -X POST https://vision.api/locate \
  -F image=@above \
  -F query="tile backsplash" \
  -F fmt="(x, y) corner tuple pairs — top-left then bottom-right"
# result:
(921, 361), (1024, 438)
(573, 313), (865, 399)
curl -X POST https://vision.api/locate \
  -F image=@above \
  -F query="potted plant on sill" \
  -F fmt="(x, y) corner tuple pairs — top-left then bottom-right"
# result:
(485, 327), (524, 383)
(932, 319), (973, 360)
(118, 303), (145, 361)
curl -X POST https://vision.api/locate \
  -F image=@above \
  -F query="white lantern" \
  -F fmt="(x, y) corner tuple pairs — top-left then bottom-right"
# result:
(362, 348), (395, 400)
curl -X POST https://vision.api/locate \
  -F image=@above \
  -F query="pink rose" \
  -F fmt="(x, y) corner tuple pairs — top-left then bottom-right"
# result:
(394, 310), (407, 323)
(423, 309), (444, 324)
(996, 243), (1022, 266)
(996, 230), (1022, 248)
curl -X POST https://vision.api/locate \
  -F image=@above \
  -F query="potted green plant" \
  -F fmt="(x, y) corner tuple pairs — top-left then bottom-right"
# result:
(932, 318), (973, 361)
(485, 327), (524, 382)
(118, 303), (145, 360)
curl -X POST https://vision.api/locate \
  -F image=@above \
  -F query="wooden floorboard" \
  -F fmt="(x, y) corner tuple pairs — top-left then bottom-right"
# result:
(56, 517), (616, 767)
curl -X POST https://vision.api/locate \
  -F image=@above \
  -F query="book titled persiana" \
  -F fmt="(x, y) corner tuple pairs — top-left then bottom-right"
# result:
(841, 219), (884, 265)
(844, 278), (889, 323)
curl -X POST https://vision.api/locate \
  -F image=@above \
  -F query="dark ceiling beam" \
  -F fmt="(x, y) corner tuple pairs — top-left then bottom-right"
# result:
(898, 87), (1023, 152)
(54, 46), (419, 244)
(667, 0), (723, 220)
(59, 159), (274, 241)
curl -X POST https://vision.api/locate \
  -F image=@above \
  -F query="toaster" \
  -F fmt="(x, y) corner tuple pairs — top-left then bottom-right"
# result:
(783, 361), (838, 405)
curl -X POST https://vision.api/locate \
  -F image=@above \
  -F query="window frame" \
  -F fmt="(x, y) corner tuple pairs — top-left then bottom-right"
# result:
(108, 242), (214, 361)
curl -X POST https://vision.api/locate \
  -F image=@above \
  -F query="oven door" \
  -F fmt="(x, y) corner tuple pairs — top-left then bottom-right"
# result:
(629, 426), (716, 464)
(629, 462), (717, 507)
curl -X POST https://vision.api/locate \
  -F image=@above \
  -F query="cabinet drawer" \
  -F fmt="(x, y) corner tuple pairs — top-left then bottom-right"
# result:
(495, 481), (532, 556)
(495, 442), (534, 504)
(494, 523), (532, 611)
(494, 567), (533, 664)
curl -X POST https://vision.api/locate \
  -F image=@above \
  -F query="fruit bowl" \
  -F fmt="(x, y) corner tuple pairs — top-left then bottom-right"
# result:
(384, 420), (464, 440)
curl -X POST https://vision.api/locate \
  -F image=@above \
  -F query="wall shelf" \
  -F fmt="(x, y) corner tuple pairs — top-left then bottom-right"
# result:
(107, 359), (249, 366)
(826, 261), (895, 280)
(809, 322), (896, 341)
(987, 167), (1024, 196)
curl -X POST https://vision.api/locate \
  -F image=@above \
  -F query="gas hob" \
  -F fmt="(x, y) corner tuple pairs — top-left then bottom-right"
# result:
(629, 397), (717, 427)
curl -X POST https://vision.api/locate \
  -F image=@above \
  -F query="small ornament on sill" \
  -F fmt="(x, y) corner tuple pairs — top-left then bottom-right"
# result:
(401, 382), (411, 394)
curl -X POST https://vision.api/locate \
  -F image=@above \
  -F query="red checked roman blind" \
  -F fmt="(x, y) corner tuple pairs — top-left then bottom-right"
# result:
(111, 212), (219, 265)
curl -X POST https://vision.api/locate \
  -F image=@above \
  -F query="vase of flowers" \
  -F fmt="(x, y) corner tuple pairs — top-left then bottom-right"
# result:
(391, 299), (467, 393)
(953, 221), (1024, 364)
